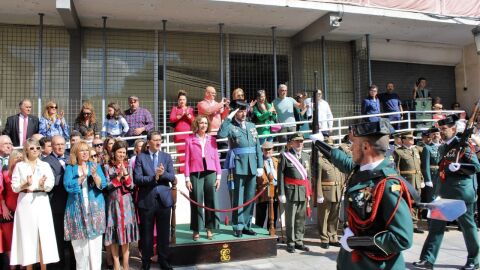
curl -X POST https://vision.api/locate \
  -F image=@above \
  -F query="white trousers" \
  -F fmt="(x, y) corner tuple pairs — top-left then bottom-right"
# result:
(71, 235), (103, 270)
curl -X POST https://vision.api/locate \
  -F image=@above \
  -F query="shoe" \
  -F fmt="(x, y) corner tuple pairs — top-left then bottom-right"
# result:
(286, 246), (296, 253)
(159, 260), (173, 270)
(233, 230), (243, 238)
(207, 230), (213, 240)
(193, 232), (200, 241)
(141, 261), (151, 270)
(295, 244), (310, 252)
(242, 229), (257, 236)
(320, 243), (330, 249)
(414, 228), (425, 234)
(412, 259), (434, 269)
(329, 242), (341, 247)
(461, 263), (480, 270)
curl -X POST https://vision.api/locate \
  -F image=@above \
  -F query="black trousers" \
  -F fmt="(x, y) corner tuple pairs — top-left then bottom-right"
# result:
(255, 201), (279, 229)
(138, 206), (172, 264)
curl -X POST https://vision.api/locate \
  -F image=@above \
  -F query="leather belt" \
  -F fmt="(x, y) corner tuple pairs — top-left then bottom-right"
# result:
(430, 166), (439, 170)
(321, 181), (338, 186)
(21, 190), (45, 193)
(400, 170), (421, 175)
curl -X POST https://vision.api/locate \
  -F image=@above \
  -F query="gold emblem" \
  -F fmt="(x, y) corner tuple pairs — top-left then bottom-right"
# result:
(220, 243), (231, 262)
(391, 184), (401, 192)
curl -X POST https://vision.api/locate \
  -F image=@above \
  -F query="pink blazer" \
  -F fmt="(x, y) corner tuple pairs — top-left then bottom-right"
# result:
(184, 134), (222, 178)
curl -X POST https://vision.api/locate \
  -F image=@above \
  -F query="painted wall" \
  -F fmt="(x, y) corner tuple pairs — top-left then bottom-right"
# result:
(455, 43), (480, 112)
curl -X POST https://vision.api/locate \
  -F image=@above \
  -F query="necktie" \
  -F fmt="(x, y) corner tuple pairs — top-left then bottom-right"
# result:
(153, 153), (158, 169)
(22, 116), (28, 145)
(57, 156), (66, 168)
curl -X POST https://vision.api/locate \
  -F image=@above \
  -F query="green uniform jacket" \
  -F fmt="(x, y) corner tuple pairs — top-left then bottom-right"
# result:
(217, 118), (263, 175)
(331, 149), (413, 270)
(394, 146), (424, 190)
(317, 154), (345, 202)
(421, 143), (441, 184)
(438, 137), (480, 203)
(278, 150), (311, 202)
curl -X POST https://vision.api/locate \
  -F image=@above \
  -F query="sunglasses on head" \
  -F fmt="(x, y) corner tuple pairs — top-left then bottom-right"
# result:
(49, 106), (57, 109)
(29, 146), (41, 151)
(93, 143), (103, 147)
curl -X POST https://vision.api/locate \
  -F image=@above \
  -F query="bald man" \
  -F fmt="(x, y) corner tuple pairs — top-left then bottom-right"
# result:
(197, 86), (230, 132)
(0, 135), (13, 169)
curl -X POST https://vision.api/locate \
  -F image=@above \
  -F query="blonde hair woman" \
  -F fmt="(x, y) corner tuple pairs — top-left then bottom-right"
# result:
(39, 100), (70, 140)
(10, 139), (58, 269)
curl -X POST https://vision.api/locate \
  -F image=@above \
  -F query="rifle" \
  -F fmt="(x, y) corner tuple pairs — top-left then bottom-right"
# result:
(310, 88), (320, 205)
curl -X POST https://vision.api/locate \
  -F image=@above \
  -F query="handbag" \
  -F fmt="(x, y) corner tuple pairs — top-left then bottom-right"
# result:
(270, 120), (282, 133)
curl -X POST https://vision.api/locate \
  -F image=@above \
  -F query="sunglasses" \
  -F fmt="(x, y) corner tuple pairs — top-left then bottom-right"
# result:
(91, 154), (98, 158)
(49, 106), (57, 109)
(93, 143), (103, 147)
(29, 146), (41, 151)
(83, 112), (91, 116)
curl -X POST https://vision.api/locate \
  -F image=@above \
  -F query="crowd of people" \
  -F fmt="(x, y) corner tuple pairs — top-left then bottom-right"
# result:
(0, 80), (478, 270)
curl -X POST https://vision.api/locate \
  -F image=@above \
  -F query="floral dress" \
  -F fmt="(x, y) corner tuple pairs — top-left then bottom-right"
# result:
(103, 162), (139, 246)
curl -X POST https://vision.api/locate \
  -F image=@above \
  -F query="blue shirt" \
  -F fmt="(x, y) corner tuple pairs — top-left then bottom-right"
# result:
(378, 92), (402, 113)
(361, 96), (381, 122)
(39, 116), (70, 140)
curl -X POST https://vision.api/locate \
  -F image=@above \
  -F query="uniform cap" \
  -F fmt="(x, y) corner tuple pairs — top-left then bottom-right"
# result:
(350, 119), (394, 137)
(437, 114), (459, 126)
(288, 132), (304, 142)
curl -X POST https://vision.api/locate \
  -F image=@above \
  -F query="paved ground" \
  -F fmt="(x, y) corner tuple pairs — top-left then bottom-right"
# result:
(127, 221), (474, 269)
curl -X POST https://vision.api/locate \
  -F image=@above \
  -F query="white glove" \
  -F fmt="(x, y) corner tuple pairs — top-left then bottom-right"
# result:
(420, 182), (426, 189)
(279, 195), (286, 204)
(227, 108), (239, 120)
(256, 168), (264, 177)
(339, 227), (354, 252)
(448, 162), (461, 172)
(425, 181), (433, 188)
(317, 197), (325, 204)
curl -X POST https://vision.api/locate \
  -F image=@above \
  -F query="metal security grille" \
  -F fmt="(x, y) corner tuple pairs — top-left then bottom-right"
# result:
(0, 24), (70, 126)
(353, 37), (370, 114)
(229, 34), (291, 102)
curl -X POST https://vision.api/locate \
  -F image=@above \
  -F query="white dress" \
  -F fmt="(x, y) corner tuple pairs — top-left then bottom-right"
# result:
(10, 160), (59, 266)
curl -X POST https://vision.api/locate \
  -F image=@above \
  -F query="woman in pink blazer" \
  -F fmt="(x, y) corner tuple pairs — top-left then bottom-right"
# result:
(184, 115), (222, 241)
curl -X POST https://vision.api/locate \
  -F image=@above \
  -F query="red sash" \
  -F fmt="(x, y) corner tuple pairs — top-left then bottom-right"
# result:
(285, 177), (312, 217)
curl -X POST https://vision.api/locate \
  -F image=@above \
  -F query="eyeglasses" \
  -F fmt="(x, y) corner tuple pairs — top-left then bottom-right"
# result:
(93, 143), (103, 147)
(263, 148), (273, 151)
(49, 106), (57, 109)
(29, 146), (41, 151)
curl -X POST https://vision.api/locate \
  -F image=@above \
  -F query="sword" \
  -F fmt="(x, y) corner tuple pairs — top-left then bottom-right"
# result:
(415, 198), (467, 222)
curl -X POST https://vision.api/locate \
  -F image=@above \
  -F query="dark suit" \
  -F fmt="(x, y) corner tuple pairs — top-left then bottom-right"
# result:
(134, 150), (175, 267)
(2, 114), (39, 146)
(42, 153), (75, 270)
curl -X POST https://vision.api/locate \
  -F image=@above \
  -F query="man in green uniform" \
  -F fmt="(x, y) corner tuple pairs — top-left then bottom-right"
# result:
(421, 127), (441, 203)
(278, 132), (311, 253)
(394, 131), (425, 233)
(316, 138), (345, 249)
(218, 100), (263, 238)
(314, 118), (414, 270)
(414, 114), (480, 270)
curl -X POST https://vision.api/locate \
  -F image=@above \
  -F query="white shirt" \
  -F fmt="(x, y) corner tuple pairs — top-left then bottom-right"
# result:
(304, 98), (312, 118)
(18, 114), (28, 147)
(317, 99), (333, 130)
(196, 134), (207, 158)
(359, 159), (384, 172)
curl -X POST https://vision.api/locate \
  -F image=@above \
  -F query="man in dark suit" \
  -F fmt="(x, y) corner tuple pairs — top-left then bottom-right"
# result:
(134, 131), (175, 270)
(2, 99), (39, 147)
(41, 135), (74, 270)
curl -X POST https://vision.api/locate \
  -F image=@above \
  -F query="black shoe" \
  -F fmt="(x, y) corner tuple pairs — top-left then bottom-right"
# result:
(286, 246), (296, 253)
(412, 259), (434, 269)
(242, 229), (257, 236)
(461, 263), (480, 270)
(414, 228), (425, 234)
(320, 243), (330, 249)
(233, 230), (243, 237)
(141, 261), (151, 270)
(329, 241), (341, 247)
(294, 244), (310, 252)
(159, 260), (173, 270)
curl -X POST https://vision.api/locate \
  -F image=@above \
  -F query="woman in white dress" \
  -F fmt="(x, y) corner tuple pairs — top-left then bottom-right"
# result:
(10, 138), (59, 269)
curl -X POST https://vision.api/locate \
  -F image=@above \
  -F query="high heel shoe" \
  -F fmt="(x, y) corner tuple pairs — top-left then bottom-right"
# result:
(207, 230), (213, 240)
(193, 232), (200, 241)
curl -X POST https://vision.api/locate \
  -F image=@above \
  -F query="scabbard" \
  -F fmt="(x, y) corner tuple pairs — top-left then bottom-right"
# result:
(346, 235), (389, 256)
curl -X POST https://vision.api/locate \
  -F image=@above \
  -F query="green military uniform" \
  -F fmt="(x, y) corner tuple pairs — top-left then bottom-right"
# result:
(394, 144), (424, 230)
(328, 119), (414, 270)
(316, 152), (345, 246)
(418, 136), (480, 267)
(421, 142), (441, 202)
(218, 116), (263, 233)
(278, 137), (311, 250)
